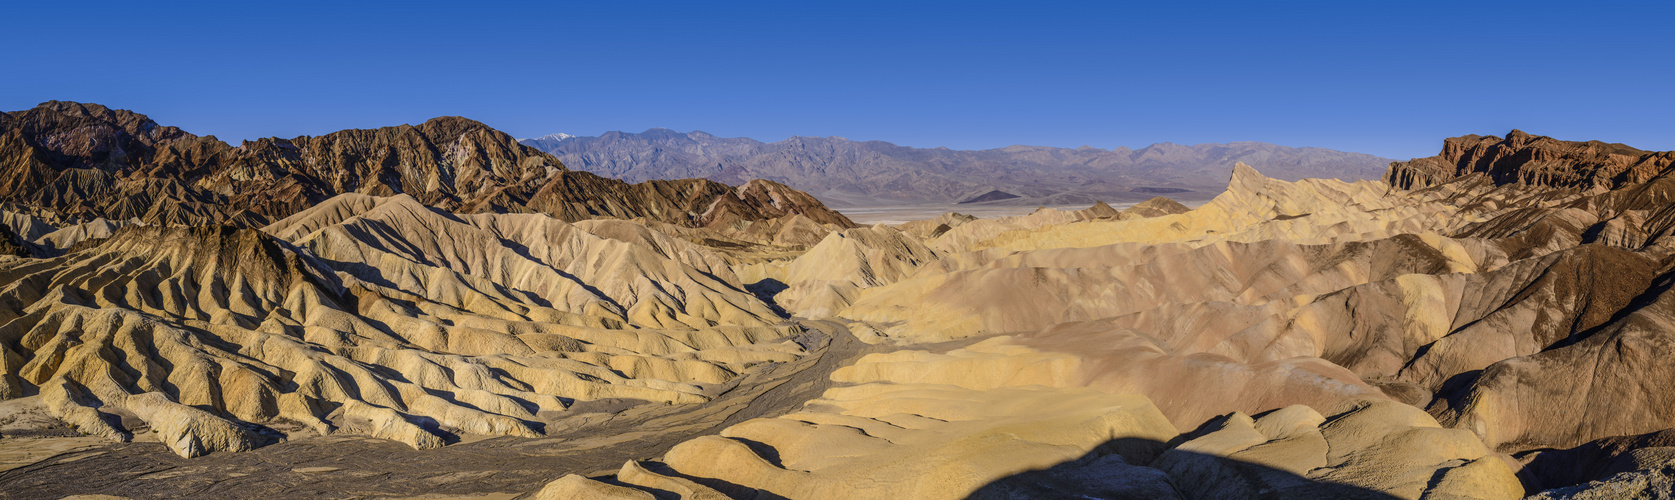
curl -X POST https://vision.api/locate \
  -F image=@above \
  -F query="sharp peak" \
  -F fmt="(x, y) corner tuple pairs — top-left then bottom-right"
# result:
(1230, 162), (1269, 184)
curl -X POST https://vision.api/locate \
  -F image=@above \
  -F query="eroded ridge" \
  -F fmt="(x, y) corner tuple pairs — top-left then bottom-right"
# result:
(0, 198), (812, 459)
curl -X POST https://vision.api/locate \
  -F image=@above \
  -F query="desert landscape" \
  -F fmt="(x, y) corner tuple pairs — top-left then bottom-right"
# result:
(4, 2), (1672, 498)
(0, 100), (1671, 499)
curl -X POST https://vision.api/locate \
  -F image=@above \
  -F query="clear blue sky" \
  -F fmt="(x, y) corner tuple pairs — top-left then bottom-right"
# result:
(3, 1), (1671, 159)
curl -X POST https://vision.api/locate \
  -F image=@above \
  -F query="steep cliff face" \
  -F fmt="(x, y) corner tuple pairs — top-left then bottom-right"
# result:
(1386, 130), (1675, 190)
(0, 101), (853, 228)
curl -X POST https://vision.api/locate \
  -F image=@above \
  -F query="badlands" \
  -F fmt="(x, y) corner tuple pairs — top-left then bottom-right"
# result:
(0, 104), (1672, 499)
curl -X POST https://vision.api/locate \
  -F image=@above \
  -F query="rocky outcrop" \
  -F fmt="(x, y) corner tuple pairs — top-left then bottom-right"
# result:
(0, 101), (853, 229)
(1385, 129), (1675, 190)
(1122, 196), (1192, 218)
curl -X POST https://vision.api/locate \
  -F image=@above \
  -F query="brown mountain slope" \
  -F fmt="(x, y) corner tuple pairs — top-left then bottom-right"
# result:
(0, 101), (852, 229)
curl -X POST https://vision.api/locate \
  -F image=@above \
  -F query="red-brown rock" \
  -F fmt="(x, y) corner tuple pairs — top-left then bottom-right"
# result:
(1386, 130), (1675, 190)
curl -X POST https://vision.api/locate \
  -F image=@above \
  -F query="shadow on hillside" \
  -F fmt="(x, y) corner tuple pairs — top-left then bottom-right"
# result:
(632, 434), (1401, 499)
(965, 436), (1402, 500)
(745, 277), (791, 317)
(1516, 426), (1675, 493)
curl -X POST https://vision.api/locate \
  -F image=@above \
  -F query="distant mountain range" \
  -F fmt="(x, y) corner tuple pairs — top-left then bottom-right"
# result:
(528, 132), (575, 142)
(520, 129), (1396, 206)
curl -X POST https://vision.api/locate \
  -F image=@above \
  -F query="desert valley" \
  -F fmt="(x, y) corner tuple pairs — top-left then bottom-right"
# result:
(0, 100), (1670, 499)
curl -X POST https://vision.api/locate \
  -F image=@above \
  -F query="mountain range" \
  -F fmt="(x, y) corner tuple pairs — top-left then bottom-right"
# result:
(520, 129), (1395, 206)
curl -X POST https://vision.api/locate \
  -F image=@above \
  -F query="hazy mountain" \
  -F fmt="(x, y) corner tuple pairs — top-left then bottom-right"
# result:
(521, 129), (1396, 206)
(521, 132), (575, 142)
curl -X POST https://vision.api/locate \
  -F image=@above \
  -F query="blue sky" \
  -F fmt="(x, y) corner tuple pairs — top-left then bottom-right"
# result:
(3, 1), (1671, 159)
